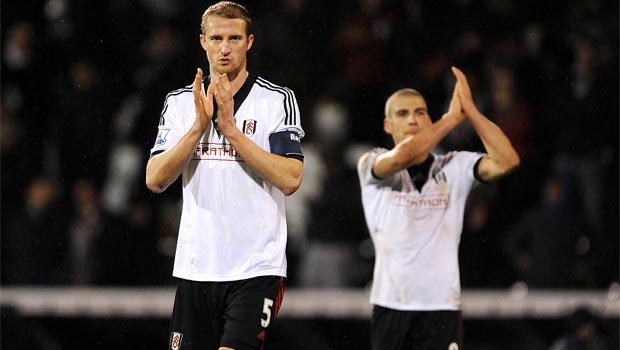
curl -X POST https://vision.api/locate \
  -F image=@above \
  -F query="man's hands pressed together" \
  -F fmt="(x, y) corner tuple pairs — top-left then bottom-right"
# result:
(212, 72), (238, 136)
(192, 68), (216, 133)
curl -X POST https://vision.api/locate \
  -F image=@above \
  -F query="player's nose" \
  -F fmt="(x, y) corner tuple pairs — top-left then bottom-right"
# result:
(408, 114), (417, 125)
(220, 41), (231, 54)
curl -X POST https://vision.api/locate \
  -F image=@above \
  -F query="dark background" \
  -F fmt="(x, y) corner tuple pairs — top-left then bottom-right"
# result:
(1, 0), (619, 349)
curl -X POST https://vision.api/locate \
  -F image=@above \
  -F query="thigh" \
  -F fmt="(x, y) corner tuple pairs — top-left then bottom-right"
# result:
(221, 276), (285, 350)
(409, 310), (463, 350)
(169, 279), (223, 350)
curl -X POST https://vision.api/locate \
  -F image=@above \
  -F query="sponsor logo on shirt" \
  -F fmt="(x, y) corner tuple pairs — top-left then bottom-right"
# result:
(391, 193), (449, 209)
(192, 142), (243, 161)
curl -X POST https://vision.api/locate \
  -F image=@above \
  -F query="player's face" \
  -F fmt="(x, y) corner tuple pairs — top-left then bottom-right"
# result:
(384, 95), (432, 144)
(200, 16), (254, 75)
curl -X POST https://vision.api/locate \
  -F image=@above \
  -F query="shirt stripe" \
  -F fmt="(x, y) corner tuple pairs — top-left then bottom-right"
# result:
(160, 86), (192, 126)
(256, 77), (297, 126)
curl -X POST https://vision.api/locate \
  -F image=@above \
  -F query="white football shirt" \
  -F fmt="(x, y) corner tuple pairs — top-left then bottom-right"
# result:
(357, 149), (482, 311)
(150, 75), (304, 282)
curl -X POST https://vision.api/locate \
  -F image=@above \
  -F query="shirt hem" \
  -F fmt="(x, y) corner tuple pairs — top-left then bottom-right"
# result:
(371, 300), (461, 311)
(173, 269), (287, 282)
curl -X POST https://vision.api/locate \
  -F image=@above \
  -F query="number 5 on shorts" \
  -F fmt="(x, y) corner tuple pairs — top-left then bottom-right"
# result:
(261, 298), (274, 327)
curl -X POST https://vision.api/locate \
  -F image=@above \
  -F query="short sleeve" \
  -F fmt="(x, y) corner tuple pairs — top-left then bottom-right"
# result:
(357, 148), (388, 186)
(270, 88), (305, 139)
(150, 93), (185, 157)
(267, 86), (304, 159)
(452, 151), (485, 187)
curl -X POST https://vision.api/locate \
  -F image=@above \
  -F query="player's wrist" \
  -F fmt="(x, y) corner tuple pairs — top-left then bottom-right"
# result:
(220, 122), (241, 138)
(217, 114), (237, 134)
(462, 101), (479, 114)
(190, 120), (210, 135)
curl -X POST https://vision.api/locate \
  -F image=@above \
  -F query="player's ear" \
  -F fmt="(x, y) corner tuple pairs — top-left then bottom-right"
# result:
(246, 34), (254, 51)
(200, 34), (208, 51)
(383, 117), (392, 135)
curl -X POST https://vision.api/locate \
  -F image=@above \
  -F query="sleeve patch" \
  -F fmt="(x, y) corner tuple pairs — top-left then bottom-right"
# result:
(154, 128), (170, 147)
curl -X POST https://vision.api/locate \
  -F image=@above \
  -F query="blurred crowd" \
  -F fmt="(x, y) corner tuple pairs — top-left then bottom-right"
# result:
(2, 0), (618, 289)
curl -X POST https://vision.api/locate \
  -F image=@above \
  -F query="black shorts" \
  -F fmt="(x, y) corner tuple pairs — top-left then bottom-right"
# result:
(169, 276), (285, 350)
(371, 305), (463, 350)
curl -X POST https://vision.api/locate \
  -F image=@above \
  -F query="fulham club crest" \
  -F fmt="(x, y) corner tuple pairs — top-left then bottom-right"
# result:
(243, 119), (257, 135)
(170, 332), (183, 350)
(433, 171), (447, 184)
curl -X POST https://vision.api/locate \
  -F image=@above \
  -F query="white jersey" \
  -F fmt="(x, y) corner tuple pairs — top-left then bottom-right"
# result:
(357, 149), (482, 311)
(150, 75), (304, 282)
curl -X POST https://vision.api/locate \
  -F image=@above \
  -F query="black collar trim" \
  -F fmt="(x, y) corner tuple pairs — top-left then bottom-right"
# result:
(407, 154), (435, 190)
(206, 73), (256, 137)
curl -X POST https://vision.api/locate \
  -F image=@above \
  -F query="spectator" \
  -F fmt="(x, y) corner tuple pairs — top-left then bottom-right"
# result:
(2, 176), (68, 284)
(550, 307), (608, 350)
(503, 177), (596, 288)
(98, 194), (163, 285)
(325, 0), (395, 144)
(297, 99), (371, 287)
(549, 30), (615, 226)
(50, 59), (113, 190)
(546, 29), (618, 284)
(67, 178), (109, 284)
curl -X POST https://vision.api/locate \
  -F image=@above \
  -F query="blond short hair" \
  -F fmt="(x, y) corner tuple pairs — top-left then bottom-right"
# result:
(384, 88), (423, 118)
(201, 1), (252, 36)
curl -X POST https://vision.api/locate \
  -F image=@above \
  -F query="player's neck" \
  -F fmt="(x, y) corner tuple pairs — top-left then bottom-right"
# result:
(230, 69), (249, 95)
(211, 68), (249, 96)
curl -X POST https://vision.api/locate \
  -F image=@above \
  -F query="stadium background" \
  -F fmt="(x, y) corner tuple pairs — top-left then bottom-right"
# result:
(1, 0), (618, 349)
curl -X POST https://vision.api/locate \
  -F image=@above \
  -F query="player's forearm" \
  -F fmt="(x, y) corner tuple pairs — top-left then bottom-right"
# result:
(146, 125), (205, 193)
(397, 115), (461, 166)
(224, 128), (303, 195)
(375, 116), (461, 178)
(468, 109), (520, 172)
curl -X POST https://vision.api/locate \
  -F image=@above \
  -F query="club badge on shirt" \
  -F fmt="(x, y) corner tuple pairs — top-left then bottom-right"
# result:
(243, 119), (257, 135)
(169, 332), (183, 350)
(433, 171), (447, 184)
